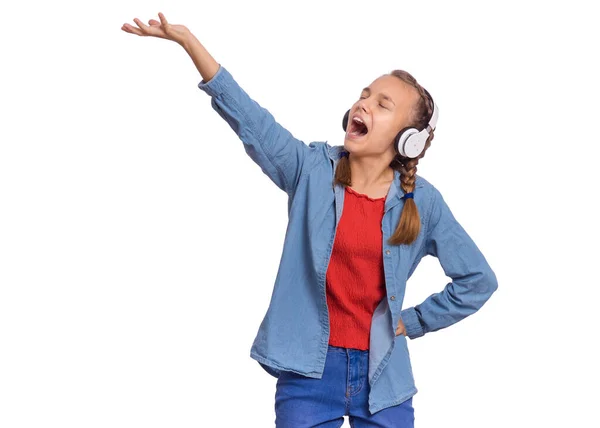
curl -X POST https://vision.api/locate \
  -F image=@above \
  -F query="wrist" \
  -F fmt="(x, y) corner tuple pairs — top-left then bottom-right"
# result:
(180, 31), (199, 51)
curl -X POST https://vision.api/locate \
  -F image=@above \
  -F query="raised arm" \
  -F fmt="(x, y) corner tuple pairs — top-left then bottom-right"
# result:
(400, 186), (499, 339)
(122, 13), (318, 196)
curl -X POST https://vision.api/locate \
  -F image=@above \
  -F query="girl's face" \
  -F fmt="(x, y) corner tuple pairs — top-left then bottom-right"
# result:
(344, 74), (420, 157)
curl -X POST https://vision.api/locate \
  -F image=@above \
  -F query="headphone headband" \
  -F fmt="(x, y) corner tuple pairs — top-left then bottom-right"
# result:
(422, 88), (438, 133)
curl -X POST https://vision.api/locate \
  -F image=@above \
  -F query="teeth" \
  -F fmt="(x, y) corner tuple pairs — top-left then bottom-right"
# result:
(353, 116), (364, 124)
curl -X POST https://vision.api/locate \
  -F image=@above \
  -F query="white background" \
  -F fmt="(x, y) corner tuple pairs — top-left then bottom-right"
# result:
(1, 0), (599, 426)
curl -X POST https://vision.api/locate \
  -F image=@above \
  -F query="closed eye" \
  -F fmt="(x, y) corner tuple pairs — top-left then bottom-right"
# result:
(359, 96), (389, 109)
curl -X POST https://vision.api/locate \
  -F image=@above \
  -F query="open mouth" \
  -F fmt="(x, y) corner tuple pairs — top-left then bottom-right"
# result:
(348, 116), (369, 137)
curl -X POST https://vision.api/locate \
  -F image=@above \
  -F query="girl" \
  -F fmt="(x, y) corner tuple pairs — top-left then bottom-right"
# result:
(122, 12), (498, 428)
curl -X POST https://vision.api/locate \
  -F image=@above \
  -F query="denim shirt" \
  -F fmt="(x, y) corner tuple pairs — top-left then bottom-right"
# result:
(198, 65), (498, 414)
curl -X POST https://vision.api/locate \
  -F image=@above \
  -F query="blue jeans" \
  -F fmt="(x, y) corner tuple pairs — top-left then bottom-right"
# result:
(275, 345), (415, 427)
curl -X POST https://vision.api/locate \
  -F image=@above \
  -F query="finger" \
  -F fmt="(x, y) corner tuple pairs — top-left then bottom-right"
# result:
(158, 12), (168, 25)
(135, 18), (164, 37)
(122, 23), (144, 36)
(133, 18), (154, 34)
(148, 19), (160, 26)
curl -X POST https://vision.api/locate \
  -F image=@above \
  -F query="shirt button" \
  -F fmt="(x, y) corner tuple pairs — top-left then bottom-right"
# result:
(390, 296), (396, 301)
(385, 250), (391, 255)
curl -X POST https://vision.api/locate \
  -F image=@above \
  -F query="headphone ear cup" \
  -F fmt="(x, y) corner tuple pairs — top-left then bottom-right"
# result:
(404, 130), (428, 158)
(342, 109), (350, 131)
(395, 127), (419, 157)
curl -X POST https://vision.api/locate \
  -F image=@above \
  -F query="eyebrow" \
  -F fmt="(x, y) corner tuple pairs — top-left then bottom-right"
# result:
(362, 87), (396, 106)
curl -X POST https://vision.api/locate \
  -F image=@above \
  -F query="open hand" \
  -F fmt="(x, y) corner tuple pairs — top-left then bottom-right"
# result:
(121, 12), (191, 46)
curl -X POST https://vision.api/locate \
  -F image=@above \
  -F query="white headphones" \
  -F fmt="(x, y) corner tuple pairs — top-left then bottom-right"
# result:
(395, 88), (439, 158)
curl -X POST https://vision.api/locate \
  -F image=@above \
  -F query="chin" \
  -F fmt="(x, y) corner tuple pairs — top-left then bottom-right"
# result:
(344, 135), (369, 150)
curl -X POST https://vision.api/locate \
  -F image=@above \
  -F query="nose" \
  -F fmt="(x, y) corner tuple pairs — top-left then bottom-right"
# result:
(357, 99), (369, 113)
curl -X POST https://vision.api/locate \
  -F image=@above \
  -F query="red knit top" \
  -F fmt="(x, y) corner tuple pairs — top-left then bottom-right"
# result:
(326, 186), (387, 350)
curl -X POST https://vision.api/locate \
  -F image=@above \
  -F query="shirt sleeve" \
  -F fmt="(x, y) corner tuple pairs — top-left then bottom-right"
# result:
(400, 186), (498, 339)
(197, 64), (320, 196)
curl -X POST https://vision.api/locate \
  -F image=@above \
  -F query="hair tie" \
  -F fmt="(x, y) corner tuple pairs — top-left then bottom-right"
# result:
(403, 192), (414, 200)
(339, 151), (349, 159)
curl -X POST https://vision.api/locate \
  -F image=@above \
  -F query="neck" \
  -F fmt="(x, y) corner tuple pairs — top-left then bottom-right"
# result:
(348, 155), (395, 188)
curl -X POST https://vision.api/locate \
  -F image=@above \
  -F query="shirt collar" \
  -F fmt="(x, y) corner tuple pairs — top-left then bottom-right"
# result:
(327, 144), (425, 202)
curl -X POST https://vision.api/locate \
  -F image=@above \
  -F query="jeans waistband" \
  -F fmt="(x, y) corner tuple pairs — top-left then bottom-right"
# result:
(327, 344), (369, 355)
